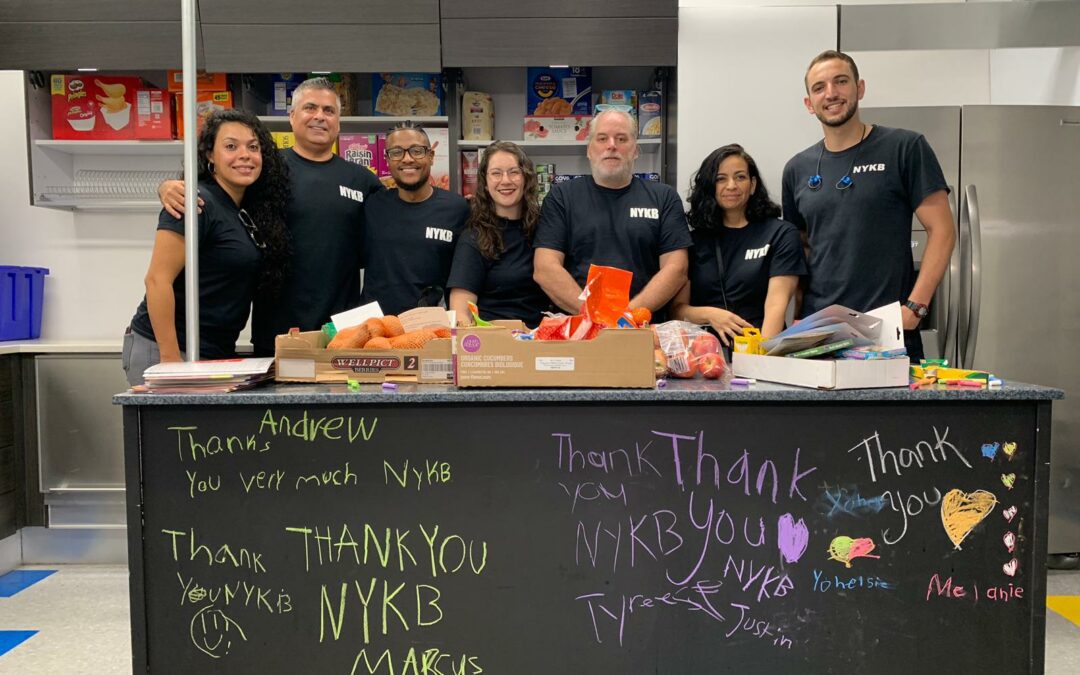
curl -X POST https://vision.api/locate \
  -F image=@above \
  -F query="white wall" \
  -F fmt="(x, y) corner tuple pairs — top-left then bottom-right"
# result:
(1, 71), (154, 342)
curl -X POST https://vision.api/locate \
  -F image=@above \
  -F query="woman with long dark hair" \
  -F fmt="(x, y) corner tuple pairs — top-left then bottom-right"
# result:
(447, 141), (550, 326)
(122, 109), (290, 384)
(672, 143), (806, 344)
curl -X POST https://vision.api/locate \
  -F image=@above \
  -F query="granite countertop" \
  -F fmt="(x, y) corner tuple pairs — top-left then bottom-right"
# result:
(0, 340), (121, 356)
(114, 378), (1064, 406)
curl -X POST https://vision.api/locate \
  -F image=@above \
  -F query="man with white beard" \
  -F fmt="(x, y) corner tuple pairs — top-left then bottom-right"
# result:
(533, 109), (690, 318)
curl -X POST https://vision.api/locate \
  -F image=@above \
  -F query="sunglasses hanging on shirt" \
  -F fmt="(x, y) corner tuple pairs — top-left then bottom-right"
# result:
(807, 124), (869, 191)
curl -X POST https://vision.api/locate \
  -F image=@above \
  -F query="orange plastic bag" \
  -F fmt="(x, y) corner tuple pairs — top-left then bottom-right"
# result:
(583, 265), (632, 328)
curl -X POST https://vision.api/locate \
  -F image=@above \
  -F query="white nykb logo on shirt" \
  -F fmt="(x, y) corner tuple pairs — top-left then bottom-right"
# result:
(629, 207), (659, 219)
(425, 227), (454, 242)
(852, 163), (886, 174)
(339, 186), (365, 203)
(745, 244), (771, 260)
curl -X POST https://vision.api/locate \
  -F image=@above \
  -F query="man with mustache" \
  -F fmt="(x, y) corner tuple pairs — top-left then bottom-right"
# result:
(358, 120), (469, 316)
(158, 77), (383, 355)
(781, 50), (955, 360)
(533, 109), (691, 318)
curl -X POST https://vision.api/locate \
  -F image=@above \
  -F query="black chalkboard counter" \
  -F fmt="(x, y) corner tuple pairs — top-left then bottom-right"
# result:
(115, 380), (1063, 675)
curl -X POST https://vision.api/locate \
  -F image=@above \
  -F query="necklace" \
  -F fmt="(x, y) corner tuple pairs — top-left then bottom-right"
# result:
(807, 123), (870, 191)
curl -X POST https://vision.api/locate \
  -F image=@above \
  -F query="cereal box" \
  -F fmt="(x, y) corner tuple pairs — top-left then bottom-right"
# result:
(638, 90), (662, 139)
(134, 89), (174, 140)
(523, 115), (592, 142)
(175, 91), (233, 139)
(51, 74), (142, 140)
(600, 90), (637, 120)
(427, 127), (450, 191)
(372, 73), (444, 116)
(270, 73), (305, 116)
(376, 134), (392, 186)
(527, 67), (591, 116)
(166, 71), (227, 93)
(461, 150), (479, 198)
(272, 132), (295, 150)
(338, 133), (380, 175)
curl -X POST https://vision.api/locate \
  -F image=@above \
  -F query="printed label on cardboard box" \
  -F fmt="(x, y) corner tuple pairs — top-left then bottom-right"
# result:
(51, 74), (142, 140)
(535, 357), (576, 372)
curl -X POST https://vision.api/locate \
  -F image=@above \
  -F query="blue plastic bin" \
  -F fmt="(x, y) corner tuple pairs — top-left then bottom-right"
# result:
(0, 266), (49, 341)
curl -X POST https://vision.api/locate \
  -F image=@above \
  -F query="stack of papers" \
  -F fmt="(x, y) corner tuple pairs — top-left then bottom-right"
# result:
(762, 304), (901, 358)
(136, 358), (275, 393)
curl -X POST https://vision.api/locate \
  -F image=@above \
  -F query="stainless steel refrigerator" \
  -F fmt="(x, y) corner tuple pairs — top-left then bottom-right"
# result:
(864, 105), (1080, 556)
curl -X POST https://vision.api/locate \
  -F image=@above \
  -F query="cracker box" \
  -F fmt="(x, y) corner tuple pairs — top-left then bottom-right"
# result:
(166, 71), (227, 93)
(523, 115), (592, 141)
(638, 90), (663, 139)
(372, 73), (444, 116)
(275, 330), (453, 384)
(50, 74), (142, 140)
(134, 89), (174, 140)
(175, 91), (233, 139)
(461, 150), (479, 198)
(527, 67), (591, 116)
(338, 133), (380, 175)
(455, 325), (655, 388)
(269, 73), (305, 116)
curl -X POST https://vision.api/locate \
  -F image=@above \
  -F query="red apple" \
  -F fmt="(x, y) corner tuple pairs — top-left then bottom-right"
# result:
(668, 350), (696, 378)
(690, 332), (721, 359)
(698, 352), (725, 379)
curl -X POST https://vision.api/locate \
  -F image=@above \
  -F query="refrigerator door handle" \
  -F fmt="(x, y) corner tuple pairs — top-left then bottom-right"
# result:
(957, 185), (972, 368)
(963, 184), (983, 368)
(941, 188), (960, 360)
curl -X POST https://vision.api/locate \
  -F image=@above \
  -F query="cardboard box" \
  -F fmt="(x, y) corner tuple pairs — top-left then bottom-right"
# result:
(166, 70), (227, 93)
(523, 115), (592, 141)
(134, 89), (174, 139)
(455, 326), (655, 388)
(275, 330), (453, 384)
(733, 352), (910, 390)
(372, 72), (444, 116)
(527, 67), (591, 115)
(274, 132), (336, 153)
(176, 91), (233, 139)
(638, 91), (662, 138)
(51, 74), (142, 140)
(269, 73), (306, 116)
(338, 133), (380, 175)
(461, 150), (479, 198)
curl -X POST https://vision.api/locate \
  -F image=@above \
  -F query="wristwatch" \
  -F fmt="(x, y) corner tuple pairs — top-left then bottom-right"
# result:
(905, 300), (929, 319)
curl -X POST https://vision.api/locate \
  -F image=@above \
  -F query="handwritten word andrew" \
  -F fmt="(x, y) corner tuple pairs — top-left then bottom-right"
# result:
(284, 523), (488, 578)
(350, 647), (483, 675)
(169, 426), (270, 463)
(847, 427), (971, 483)
(552, 433), (662, 478)
(258, 409), (378, 443)
(161, 528), (266, 573)
(652, 430), (817, 504)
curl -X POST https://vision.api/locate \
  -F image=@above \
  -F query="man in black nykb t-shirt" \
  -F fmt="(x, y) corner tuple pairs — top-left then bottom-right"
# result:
(534, 109), (691, 319)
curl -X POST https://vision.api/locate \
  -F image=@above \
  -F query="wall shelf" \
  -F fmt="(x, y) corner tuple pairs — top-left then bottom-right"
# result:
(256, 116), (449, 126)
(457, 138), (662, 153)
(34, 140), (183, 156)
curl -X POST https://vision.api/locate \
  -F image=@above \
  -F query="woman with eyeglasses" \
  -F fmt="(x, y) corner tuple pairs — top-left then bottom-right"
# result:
(122, 109), (290, 385)
(671, 144), (807, 345)
(447, 141), (551, 327)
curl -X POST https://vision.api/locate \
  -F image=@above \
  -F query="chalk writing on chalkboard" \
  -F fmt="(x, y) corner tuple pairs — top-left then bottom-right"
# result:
(190, 605), (247, 658)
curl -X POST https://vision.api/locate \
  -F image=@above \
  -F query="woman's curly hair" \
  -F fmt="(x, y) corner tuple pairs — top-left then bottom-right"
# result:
(468, 141), (540, 259)
(687, 143), (780, 231)
(197, 109), (291, 297)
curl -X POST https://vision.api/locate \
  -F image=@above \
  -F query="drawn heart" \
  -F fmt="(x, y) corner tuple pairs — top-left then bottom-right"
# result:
(777, 514), (810, 564)
(981, 442), (1000, 460)
(1002, 442), (1017, 459)
(827, 536), (880, 569)
(1001, 473), (1017, 490)
(940, 489), (998, 549)
(1003, 558), (1019, 577)
(1003, 505), (1018, 522)
(1004, 531), (1017, 553)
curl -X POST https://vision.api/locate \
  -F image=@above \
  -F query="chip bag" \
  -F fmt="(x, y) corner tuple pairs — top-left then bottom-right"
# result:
(582, 265), (633, 328)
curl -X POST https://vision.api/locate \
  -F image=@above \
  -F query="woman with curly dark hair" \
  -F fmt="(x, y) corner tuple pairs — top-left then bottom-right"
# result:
(671, 144), (806, 344)
(122, 109), (290, 385)
(447, 141), (551, 326)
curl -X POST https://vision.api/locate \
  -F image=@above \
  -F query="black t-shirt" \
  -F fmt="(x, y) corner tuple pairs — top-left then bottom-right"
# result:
(129, 180), (261, 358)
(250, 148), (383, 354)
(533, 176), (692, 299)
(688, 217), (807, 329)
(359, 187), (470, 316)
(447, 219), (551, 327)
(781, 125), (948, 316)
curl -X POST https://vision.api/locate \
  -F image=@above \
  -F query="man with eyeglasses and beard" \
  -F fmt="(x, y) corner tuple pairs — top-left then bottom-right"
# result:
(781, 50), (954, 361)
(358, 120), (469, 316)
(533, 109), (691, 320)
(158, 77), (383, 355)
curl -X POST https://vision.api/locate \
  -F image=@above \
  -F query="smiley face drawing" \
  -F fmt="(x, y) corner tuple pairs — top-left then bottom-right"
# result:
(190, 605), (247, 659)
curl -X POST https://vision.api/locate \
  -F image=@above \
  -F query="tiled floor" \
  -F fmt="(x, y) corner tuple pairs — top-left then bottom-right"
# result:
(0, 565), (1078, 673)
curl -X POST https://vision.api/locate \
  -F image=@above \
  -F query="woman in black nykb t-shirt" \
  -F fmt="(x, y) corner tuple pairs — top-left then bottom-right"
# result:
(122, 110), (291, 386)
(672, 144), (807, 345)
(447, 141), (551, 328)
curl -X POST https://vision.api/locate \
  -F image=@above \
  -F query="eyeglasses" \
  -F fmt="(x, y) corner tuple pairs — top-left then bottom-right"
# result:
(487, 168), (524, 181)
(385, 145), (431, 161)
(237, 209), (266, 250)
